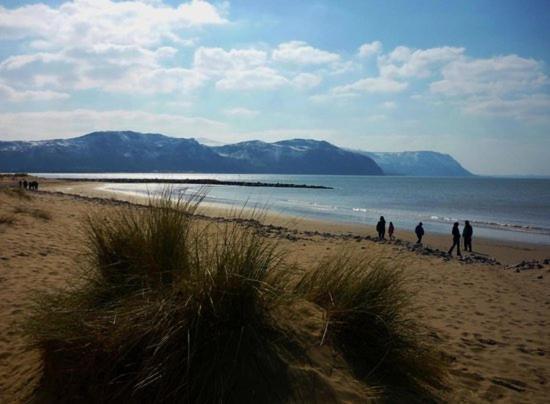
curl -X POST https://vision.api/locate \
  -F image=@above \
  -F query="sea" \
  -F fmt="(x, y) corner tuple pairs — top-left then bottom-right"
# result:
(37, 173), (550, 245)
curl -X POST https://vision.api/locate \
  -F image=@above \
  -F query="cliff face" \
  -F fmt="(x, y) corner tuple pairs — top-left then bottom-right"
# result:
(359, 150), (472, 176)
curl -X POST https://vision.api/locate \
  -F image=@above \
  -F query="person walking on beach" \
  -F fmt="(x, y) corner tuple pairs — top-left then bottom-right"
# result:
(376, 216), (386, 240)
(415, 222), (424, 244)
(448, 222), (462, 256)
(463, 220), (473, 252)
(388, 222), (395, 240)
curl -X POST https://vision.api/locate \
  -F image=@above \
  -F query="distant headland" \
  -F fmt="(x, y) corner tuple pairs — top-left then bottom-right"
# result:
(0, 131), (472, 176)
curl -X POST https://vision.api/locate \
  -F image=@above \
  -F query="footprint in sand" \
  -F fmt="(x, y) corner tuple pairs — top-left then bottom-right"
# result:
(450, 368), (485, 389)
(491, 377), (527, 392)
(482, 384), (506, 401)
(532, 368), (547, 385)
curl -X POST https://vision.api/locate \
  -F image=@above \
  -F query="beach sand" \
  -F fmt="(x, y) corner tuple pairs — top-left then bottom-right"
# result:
(0, 179), (549, 402)
(45, 180), (550, 265)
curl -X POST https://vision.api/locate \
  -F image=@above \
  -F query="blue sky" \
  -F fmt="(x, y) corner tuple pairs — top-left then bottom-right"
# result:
(1, 0), (549, 175)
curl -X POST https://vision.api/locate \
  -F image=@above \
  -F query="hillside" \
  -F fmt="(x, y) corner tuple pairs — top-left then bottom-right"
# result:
(0, 131), (382, 175)
(213, 139), (384, 175)
(0, 131), (471, 176)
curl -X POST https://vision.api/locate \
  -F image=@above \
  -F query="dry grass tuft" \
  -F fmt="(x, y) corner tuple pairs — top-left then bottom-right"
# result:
(295, 253), (447, 401)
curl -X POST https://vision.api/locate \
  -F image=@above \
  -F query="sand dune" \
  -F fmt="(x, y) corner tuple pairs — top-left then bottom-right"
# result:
(0, 183), (548, 402)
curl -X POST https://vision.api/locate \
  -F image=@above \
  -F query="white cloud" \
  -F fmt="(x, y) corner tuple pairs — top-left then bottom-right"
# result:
(378, 46), (465, 78)
(223, 107), (259, 117)
(0, 0), (227, 48)
(193, 47), (268, 75)
(328, 60), (358, 75)
(0, 109), (228, 140)
(380, 101), (396, 109)
(215, 67), (289, 91)
(309, 92), (359, 103)
(366, 114), (387, 122)
(0, 1), (228, 96)
(0, 49), (205, 94)
(358, 41), (382, 58)
(461, 94), (550, 122)
(0, 83), (70, 101)
(293, 73), (322, 89)
(0, 52), (78, 89)
(430, 54), (548, 96)
(332, 76), (408, 94)
(427, 54), (549, 122)
(100, 67), (207, 94)
(272, 41), (340, 65)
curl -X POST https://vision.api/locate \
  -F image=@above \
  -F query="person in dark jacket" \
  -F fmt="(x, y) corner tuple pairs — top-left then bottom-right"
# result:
(388, 222), (395, 240)
(415, 222), (424, 244)
(376, 216), (386, 240)
(448, 222), (462, 256)
(463, 220), (473, 252)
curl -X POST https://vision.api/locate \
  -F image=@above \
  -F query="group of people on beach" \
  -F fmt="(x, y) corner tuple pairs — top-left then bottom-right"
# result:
(19, 179), (39, 190)
(448, 220), (473, 256)
(376, 216), (474, 256)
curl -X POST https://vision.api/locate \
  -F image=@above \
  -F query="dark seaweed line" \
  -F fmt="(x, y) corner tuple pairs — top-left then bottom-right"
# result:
(52, 177), (333, 189)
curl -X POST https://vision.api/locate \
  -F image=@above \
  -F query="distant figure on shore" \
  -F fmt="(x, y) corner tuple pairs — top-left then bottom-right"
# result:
(28, 181), (38, 191)
(376, 216), (386, 240)
(388, 222), (395, 240)
(415, 222), (424, 243)
(448, 222), (462, 256)
(463, 220), (473, 252)
(18, 180), (22, 188)
(23, 180), (28, 190)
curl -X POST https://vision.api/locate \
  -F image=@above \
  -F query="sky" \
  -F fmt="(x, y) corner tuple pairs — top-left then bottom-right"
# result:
(0, 0), (549, 175)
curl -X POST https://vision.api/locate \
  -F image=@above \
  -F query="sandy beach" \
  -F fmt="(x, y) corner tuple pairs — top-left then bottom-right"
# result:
(1, 178), (549, 402)
(45, 180), (550, 265)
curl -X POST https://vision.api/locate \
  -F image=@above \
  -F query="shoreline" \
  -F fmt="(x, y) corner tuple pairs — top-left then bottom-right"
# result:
(34, 174), (550, 245)
(43, 180), (550, 265)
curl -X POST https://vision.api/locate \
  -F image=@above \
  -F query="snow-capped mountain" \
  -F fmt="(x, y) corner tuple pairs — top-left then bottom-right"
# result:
(0, 131), (239, 173)
(360, 150), (472, 176)
(0, 131), (471, 175)
(0, 131), (382, 174)
(212, 139), (383, 175)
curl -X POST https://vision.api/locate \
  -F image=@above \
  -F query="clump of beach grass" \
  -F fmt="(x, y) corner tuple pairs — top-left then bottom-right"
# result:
(26, 190), (301, 403)
(294, 253), (447, 401)
(26, 190), (447, 403)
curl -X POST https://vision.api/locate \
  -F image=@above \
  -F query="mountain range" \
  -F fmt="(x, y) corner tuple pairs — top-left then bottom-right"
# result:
(0, 131), (472, 176)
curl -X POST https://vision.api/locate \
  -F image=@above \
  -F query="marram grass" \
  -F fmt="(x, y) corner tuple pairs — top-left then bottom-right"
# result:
(26, 190), (447, 403)
(294, 254), (447, 401)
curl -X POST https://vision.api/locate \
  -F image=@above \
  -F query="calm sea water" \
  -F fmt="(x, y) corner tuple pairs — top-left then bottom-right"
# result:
(38, 173), (550, 245)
